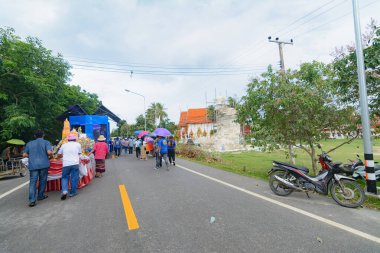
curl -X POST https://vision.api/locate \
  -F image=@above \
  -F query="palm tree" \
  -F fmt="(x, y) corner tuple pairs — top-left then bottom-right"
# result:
(146, 102), (168, 127)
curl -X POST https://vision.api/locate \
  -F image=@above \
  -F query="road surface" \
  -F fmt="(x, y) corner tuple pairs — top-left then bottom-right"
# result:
(0, 155), (379, 253)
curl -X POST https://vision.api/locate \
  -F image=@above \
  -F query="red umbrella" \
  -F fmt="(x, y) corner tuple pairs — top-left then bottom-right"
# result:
(138, 131), (149, 138)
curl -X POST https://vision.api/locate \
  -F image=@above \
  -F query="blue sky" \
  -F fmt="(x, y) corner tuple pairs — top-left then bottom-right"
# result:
(1, 0), (379, 128)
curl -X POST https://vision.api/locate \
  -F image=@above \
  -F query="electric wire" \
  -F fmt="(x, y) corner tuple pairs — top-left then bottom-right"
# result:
(293, 0), (380, 39)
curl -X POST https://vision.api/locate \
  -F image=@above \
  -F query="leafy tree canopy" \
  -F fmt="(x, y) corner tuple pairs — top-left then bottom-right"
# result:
(0, 27), (101, 143)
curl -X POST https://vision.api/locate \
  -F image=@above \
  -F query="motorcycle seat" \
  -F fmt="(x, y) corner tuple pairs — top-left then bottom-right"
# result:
(273, 161), (309, 174)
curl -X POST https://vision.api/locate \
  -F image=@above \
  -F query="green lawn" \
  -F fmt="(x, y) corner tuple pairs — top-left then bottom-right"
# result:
(181, 138), (380, 209)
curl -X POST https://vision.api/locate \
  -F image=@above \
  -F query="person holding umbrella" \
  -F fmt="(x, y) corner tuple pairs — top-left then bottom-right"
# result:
(157, 135), (169, 170)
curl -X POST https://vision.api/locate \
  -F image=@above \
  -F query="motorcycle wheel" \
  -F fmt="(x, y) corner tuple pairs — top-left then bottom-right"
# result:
(330, 180), (365, 208)
(269, 170), (294, 196)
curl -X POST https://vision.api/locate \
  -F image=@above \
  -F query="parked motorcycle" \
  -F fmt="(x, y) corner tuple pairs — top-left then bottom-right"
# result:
(268, 145), (365, 208)
(352, 162), (380, 181)
(341, 154), (363, 176)
(342, 154), (380, 181)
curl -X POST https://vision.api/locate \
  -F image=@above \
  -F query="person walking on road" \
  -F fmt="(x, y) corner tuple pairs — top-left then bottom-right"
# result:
(128, 137), (134, 154)
(121, 137), (128, 156)
(23, 130), (53, 207)
(140, 138), (148, 160)
(114, 137), (121, 157)
(57, 134), (82, 200)
(154, 138), (161, 169)
(157, 136), (169, 170)
(167, 136), (176, 166)
(135, 138), (141, 159)
(89, 135), (109, 178)
(108, 138), (114, 155)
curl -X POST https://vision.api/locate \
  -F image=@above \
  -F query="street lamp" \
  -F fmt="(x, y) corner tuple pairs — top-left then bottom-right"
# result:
(124, 89), (146, 131)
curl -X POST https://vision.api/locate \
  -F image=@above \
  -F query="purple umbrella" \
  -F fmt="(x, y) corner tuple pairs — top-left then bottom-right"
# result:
(145, 137), (154, 143)
(153, 128), (172, 137)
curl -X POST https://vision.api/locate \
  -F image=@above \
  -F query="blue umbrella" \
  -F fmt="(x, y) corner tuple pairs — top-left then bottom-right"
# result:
(153, 128), (172, 137)
(134, 130), (143, 135)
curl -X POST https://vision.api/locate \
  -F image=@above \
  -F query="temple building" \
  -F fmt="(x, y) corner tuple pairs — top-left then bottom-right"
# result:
(178, 97), (247, 151)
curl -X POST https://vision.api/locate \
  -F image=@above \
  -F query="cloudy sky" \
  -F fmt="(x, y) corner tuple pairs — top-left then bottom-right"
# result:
(1, 0), (379, 128)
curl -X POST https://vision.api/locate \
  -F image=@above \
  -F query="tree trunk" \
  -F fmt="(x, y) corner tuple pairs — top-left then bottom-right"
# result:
(288, 144), (296, 164)
(310, 145), (317, 175)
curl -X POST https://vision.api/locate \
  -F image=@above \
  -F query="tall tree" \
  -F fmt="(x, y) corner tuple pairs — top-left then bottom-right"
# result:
(237, 63), (358, 173)
(0, 27), (101, 142)
(331, 22), (380, 115)
(146, 102), (168, 127)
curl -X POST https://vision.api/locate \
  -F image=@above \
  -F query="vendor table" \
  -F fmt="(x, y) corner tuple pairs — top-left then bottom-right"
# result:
(46, 156), (94, 192)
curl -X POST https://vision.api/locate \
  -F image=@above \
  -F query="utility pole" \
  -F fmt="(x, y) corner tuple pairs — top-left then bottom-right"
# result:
(352, 0), (377, 194)
(268, 36), (293, 75)
(268, 36), (295, 164)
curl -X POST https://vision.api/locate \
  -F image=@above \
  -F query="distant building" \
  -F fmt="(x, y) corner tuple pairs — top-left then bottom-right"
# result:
(178, 97), (248, 151)
(178, 108), (215, 141)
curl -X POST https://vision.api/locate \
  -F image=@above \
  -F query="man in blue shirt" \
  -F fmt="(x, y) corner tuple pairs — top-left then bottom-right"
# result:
(157, 136), (170, 170)
(23, 130), (53, 207)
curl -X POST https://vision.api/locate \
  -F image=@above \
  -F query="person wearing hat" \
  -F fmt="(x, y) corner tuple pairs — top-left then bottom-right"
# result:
(57, 133), (82, 200)
(23, 130), (53, 207)
(89, 135), (109, 178)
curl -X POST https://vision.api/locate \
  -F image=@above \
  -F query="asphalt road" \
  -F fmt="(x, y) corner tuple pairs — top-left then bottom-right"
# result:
(0, 154), (379, 253)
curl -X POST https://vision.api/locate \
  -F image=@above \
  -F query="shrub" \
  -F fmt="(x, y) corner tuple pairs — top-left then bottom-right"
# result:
(176, 144), (222, 163)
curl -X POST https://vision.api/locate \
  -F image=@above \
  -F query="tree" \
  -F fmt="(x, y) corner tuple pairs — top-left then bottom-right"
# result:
(227, 96), (239, 108)
(207, 105), (216, 121)
(237, 63), (358, 174)
(146, 102), (168, 127)
(112, 120), (128, 137)
(331, 21), (380, 115)
(0, 27), (101, 142)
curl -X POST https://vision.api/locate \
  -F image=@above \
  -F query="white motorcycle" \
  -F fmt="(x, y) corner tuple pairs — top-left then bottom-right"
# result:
(352, 159), (380, 181)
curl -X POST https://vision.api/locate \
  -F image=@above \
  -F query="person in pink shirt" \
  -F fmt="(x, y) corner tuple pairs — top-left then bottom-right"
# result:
(90, 135), (109, 178)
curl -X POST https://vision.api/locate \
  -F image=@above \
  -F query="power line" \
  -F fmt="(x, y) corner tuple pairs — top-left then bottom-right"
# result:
(73, 66), (265, 76)
(293, 0), (379, 39)
(277, 0), (347, 38)
(67, 57), (258, 70)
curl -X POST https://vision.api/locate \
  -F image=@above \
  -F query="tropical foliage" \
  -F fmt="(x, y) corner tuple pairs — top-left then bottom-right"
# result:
(237, 63), (359, 173)
(0, 28), (101, 143)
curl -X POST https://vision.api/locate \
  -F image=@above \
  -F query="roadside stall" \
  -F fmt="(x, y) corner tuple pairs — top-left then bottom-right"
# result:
(0, 139), (27, 178)
(45, 118), (95, 192)
(44, 104), (120, 192)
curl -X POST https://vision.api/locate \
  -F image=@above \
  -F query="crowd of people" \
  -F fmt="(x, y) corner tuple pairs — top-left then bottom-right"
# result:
(20, 130), (177, 207)
(107, 135), (177, 170)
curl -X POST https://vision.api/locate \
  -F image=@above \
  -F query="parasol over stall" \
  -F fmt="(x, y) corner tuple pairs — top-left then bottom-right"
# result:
(6, 139), (25, 145)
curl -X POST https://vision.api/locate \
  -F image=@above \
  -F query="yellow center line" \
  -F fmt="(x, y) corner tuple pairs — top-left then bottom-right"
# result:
(118, 184), (140, 230)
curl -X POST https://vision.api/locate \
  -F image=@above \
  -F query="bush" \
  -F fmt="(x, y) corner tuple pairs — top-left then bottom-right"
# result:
(176, 144), (221, 163)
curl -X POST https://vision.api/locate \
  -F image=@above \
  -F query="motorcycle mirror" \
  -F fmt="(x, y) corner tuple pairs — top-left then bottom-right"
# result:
(356, 154), (360, 158)
(317, 144), (322, 149)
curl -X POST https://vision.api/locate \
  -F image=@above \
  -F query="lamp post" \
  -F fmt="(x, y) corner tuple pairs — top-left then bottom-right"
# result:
(124, 89), (146, 131)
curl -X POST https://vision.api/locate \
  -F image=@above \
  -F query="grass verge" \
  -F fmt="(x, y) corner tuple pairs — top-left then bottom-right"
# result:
(177, 139), (380, 210)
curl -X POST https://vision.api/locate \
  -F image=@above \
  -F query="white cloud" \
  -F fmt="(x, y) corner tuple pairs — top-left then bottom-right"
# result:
(1, 0), (380, 129)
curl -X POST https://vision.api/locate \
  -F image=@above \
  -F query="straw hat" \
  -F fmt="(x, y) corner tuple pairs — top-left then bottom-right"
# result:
(97, 135), (106, 141)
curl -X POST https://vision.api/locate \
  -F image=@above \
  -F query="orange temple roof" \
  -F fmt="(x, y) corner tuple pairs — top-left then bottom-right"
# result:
(178, 108), (213, 126)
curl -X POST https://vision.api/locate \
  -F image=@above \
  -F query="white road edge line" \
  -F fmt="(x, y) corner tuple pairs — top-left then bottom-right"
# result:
(0, 181), (29, 200)
(177, 164), (380, 245)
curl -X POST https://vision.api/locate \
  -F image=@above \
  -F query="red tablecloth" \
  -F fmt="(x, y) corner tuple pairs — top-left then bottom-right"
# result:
(46, 157), (94, 192)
